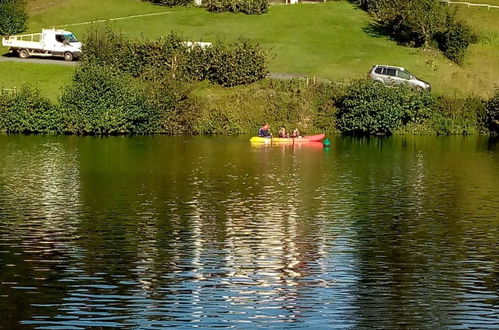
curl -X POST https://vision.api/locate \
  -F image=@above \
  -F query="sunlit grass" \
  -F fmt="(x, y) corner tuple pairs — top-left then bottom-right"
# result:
(1, 0), (498, 98)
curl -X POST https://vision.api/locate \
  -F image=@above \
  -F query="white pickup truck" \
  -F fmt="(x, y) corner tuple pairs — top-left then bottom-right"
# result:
(2, 28), (82, 61)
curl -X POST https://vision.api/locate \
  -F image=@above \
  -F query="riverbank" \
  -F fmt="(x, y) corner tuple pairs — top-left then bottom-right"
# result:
(1, 77), (498, 136)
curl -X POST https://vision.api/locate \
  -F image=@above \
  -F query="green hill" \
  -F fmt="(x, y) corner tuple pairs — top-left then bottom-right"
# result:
(1, 0), (498, 98)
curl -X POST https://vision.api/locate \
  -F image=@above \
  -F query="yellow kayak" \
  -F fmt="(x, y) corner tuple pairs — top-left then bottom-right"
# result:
(250, 134), (326, 144)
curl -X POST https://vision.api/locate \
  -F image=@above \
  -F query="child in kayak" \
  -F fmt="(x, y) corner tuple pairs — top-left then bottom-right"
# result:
(278, 127), (290, 138)
(291, 128), (301, 138)
(258, 123), (272, 137)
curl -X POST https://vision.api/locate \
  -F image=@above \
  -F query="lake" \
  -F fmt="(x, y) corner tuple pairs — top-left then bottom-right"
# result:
(0, 135), (498, 329)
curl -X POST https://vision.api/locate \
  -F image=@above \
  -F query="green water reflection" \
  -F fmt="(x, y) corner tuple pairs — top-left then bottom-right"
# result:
(0, 135), (497, 328)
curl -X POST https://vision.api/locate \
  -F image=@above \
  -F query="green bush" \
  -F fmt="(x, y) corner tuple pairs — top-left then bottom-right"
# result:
(486, 91), (499, 134)
(82, 27), (268, 87)
(140, 70), (196, 134)
(430, 95), (486, 135)
(0, 0), (27, 35)
(60, 64), (157, 135)
(0, 86), (62, 134)
(358, 0), (476, 63)
(144, 0), (192, 7)
(205, 0), (268, 15)
(336, 80), (433, 135)
(206, 40), (268, 87)
(435, 21), (478, 65)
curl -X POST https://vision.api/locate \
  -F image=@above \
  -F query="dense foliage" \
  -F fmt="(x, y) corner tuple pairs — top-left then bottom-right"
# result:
(205, 0), (268, 15)
(0, 0), (27, 35)
(358, 0), (477, 64)
(60, 65), (156, 135)
(143, 0), (268, 14)
(486, 91), (499, 134)
(0, 86), (61, 134)
(82, 27), (268, 87)
(205, 40), (268, 86)
(144, 0), (192, 6)
(1, 79), (496, 136)
(430, 95), (486, 135)
(336, 80), (433, 135)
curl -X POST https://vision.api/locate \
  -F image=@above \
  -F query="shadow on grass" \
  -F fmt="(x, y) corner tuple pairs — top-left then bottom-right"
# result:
(362, 22), (392, 39)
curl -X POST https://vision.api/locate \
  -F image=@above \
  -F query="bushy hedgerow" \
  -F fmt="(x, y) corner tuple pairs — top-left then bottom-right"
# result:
(60, 64), (157, 135)
(205, 0), (268, 15)
(0, 86), (62, 134)
(0, 0), (27, 35)
(336, 80), (433, 135)
(430, 95), (486, 135)
(486, 91), (499, 134)
(205, 40), (268, 87)
(144, 0), (192, 7)
(139, 68), (196, 134)
(82, 27), (268, 87)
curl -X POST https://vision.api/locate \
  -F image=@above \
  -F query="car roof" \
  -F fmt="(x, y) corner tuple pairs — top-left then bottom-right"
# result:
(374, 65), (405, 71)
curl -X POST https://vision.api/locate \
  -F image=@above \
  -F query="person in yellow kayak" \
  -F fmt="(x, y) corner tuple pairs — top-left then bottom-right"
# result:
(258, 123), (272, 137)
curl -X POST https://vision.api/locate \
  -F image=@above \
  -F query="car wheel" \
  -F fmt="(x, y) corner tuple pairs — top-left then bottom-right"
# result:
(64, 52), (73, 61)
(18, 49), (29, 59)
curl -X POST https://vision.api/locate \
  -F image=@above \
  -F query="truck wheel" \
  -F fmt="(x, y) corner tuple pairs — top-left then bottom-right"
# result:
(18, 49), (29, 59)
(64, 52), (73, 61)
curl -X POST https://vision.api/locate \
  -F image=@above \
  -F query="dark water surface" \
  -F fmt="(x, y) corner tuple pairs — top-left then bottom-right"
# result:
(0, 135), (498, 329)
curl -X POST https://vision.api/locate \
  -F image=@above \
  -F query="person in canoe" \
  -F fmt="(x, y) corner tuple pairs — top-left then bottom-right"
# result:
(291, 128), (301, 138)
(278, 127), (290, 138)
(258, 123), (272, 137)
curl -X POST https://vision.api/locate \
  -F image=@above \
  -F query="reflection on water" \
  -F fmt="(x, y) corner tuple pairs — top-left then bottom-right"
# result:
(0, 135), (498, 329)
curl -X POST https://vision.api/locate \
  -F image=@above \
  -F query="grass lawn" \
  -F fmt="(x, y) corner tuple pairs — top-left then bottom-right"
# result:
(1, 0), (498, 98)
(0, 62), (74, 100)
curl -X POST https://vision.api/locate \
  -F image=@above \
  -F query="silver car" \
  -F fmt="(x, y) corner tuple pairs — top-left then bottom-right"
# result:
(368, 65), (431, 91)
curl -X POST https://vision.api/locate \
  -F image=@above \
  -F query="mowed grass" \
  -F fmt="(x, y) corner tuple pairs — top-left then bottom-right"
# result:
(1, 0), (498, 98)
(0, 62), (74, 99)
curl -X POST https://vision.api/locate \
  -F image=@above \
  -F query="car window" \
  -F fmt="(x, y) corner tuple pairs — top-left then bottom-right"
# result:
(55, 34), (65, 43)
(375, 67), (383, 74)
(397, 70), (411, 80)
(386, 68), (396, 77)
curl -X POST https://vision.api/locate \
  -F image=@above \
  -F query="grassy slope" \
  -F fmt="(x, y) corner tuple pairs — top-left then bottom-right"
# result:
(1, 0), (498, 99)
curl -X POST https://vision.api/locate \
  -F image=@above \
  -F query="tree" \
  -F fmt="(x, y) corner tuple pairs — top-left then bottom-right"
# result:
(404, 0), (447, 48)
(0, 0), (27, 36)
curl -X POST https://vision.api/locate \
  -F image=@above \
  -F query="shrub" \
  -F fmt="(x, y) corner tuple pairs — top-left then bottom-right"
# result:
(435, 21), (478, 65)
(486, 91), (499, 134)
(206, 40), (268, 87)
(0, 0), (27, 35)
(430, 95), (486, 135)
(139, 69), (196, 134)
(0, 86), (62, 134)
(144, 0), (192, 6)
(336, 80), (433, 135)
(205, 0), (268, 15)
(60, 64), (156, 135)
(357, 0), (476, 63)
(82, 27), (268, 87)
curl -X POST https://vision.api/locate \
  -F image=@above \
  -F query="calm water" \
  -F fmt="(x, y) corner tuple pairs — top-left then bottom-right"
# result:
(0, 135), (498, 329)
